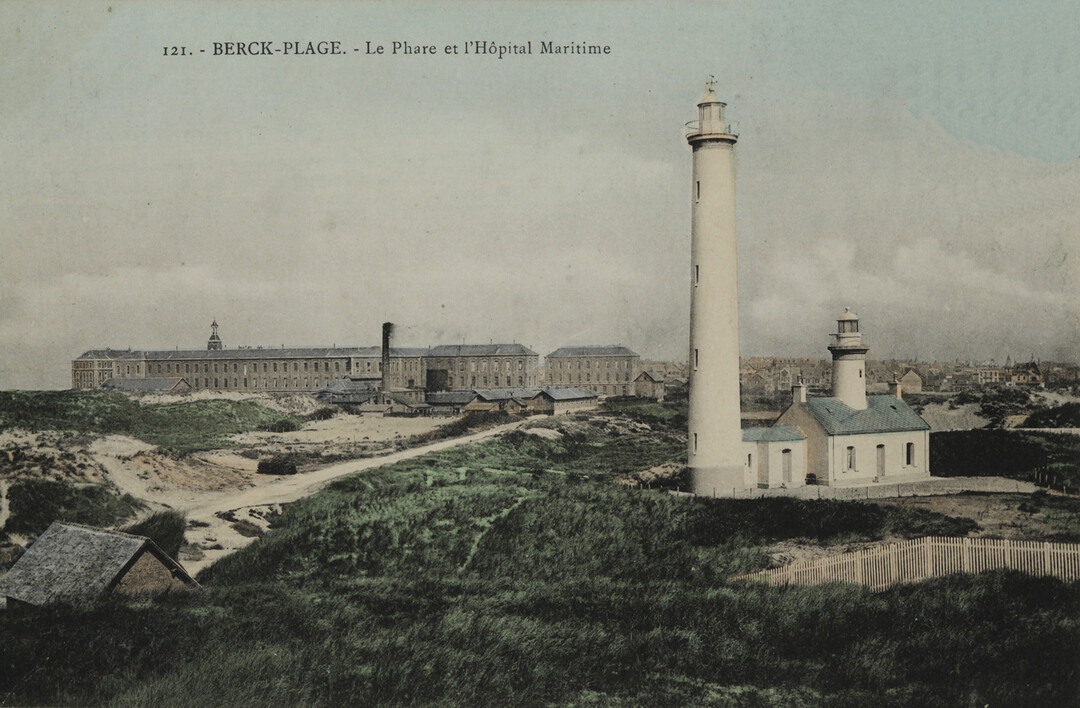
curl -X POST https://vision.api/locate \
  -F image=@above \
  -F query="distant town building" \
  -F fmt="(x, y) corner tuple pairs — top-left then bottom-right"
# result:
(899, 369), (923, 394)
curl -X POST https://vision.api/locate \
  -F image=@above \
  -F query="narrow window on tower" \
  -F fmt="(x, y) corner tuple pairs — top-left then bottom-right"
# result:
(695, 180), (700, 202)
(694, 349), (699, 370)
(694, 265), (699, 284)
(693, 433), (698, 452)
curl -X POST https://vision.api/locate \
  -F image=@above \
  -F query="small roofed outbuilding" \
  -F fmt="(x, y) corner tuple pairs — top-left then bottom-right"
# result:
(531, 387), (600, 415)
(315, 378), (379, 405)
(1, 522), (198, 609)
(100, 377), (191, 394)
(634, 371), (665, 401)
(464, 387), (543, 414)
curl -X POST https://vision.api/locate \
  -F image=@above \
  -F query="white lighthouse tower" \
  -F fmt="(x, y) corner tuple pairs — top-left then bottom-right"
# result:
(828, 308), (869, 409)
(686, 80), (745, 496)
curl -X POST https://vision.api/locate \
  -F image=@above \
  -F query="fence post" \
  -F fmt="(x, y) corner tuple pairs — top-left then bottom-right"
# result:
(961, 537), (972, 573)
(924, 538), (933, 580)
(1043, 542), (1051, 577)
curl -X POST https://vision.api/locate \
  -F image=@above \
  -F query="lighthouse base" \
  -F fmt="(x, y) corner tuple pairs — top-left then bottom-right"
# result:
(689, 464), (748, 498)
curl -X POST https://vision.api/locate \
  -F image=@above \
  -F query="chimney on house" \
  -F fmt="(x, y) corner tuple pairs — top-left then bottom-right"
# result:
(381, 322), (394, 398)
(888, 376), (902, 400)
(791, 377), (807, 404)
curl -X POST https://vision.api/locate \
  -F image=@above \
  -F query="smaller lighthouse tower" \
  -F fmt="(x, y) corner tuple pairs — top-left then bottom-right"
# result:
(828, 308), (868, 409)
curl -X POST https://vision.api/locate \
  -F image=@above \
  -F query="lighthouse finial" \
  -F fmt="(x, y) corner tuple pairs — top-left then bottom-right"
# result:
(706, 75), (717, 92)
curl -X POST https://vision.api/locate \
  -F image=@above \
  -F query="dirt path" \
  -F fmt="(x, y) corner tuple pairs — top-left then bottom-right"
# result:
(178, 420), (524, 575)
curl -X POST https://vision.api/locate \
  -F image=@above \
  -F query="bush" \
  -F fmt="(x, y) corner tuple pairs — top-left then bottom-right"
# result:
(1023, 402), (1080, 429)
(121, 511), (187, 558)
(257, 457), (298, 475)
(259, 419), (300, 433)
(5, 479), (142, 535)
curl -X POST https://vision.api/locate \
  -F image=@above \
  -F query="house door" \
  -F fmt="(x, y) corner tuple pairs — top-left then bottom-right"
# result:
(876, 444), (886, 480)
(782, 449), (792, 484)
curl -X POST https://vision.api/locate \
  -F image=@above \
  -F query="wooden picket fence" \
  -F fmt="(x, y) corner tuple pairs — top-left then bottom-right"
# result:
(732, 536), (1080, 592)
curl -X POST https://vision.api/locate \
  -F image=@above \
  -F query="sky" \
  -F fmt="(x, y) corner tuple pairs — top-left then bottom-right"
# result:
(1, 0), (1078, 389)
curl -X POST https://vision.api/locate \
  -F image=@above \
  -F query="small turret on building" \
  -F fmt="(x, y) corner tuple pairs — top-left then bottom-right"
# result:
(207, 320), (223, 351)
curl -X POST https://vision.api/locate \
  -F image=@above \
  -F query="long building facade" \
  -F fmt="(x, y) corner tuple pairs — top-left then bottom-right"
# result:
(544, 345), (640, 397)
(73, 325), (670, 399)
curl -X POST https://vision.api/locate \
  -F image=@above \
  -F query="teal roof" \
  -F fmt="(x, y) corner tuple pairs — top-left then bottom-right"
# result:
(742, 425), (804, 443)
(803, 395), (930, 435)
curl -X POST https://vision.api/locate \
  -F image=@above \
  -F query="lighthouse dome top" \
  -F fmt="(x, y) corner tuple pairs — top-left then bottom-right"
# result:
(697, 87), (723, 105)
(838, 308), (858, 321)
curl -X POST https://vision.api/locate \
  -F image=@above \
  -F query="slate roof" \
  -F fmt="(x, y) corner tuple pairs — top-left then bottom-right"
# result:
(427, 344), (537, 357)
(425, 391), (479, 405)
(742, 425), (805, 443)
(99, 377), (187, 393)
(802, 395), (930, 435)
(546, 345), (639, 358)
(75, 349), (145, 360)
(473, 387), (543, 401)
(540, 387), (600, 401)
(635, 370), (663, 382)
(0, 523), (197, 608)
(315, 378), (380, 403)
(78, 347), (429, 361)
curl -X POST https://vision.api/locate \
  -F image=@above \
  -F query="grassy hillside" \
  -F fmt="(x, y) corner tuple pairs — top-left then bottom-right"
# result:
(0, 390), (302, 455)
(5, 424), (1074, 707)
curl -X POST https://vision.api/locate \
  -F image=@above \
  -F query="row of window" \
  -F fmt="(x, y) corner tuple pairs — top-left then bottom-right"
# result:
(844, 442), (917, 471)
(552, 359), (634, 370)
(431, 359), (532, 373)
(551, 372), (632, 383)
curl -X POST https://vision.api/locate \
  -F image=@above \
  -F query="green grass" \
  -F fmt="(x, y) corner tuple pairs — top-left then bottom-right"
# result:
(0, 422), (1075, 706)
(0, 390), (302, 455)
(4, 478), (143, 536)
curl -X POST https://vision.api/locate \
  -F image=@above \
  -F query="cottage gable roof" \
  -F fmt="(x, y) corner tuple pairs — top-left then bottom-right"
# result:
(1, 523), (196, 607)
(427, 344), (537, 357)
(546, 345), (639, 358)
(802, 395), (930, 435)
(635, 371), (663, 383)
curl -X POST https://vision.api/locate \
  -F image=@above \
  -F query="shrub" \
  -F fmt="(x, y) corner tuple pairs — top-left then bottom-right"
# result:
(121, 511), (187, 558)
(257, 457), (297, 475)
(1023, 402), (1080, 429)
(5, 479), (142, 535)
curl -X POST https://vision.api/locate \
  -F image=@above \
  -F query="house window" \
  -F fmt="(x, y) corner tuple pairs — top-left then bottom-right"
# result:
(906, 442), (915, 466)
(846, 446), (856, 471)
